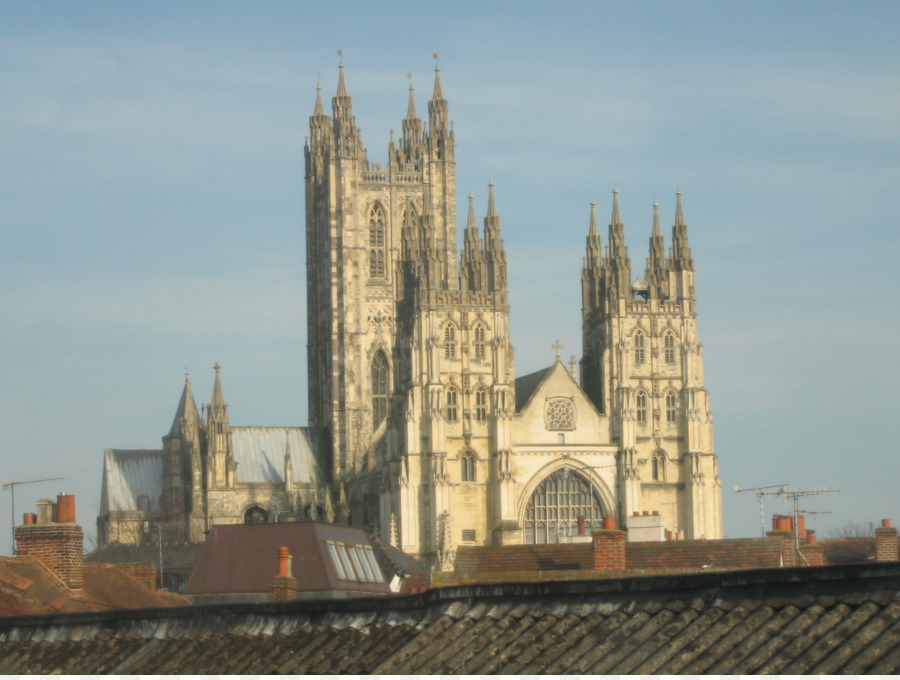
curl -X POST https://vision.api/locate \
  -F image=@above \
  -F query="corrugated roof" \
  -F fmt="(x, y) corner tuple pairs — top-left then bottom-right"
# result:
(3, 564), (900, 673)
(102, 449), (164, 513)
(231, 427), (323, 484)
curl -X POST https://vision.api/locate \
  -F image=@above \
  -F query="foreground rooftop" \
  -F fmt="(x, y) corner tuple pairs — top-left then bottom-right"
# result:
(2, 562), (900, 673)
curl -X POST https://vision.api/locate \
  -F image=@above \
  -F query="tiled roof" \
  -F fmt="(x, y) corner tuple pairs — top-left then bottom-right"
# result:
(1, 564), (900, 673)
(0, 556), (187, 618)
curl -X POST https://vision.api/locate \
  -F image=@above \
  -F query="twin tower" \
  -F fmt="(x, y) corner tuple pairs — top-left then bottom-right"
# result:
(305, 62), (721, 561)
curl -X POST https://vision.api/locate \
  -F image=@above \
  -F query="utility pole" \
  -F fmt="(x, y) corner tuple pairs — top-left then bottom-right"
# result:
(1, 476), (65, 554)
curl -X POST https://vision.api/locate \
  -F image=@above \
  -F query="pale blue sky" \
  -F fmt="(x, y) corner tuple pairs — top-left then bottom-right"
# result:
(2, 1), (898, 551)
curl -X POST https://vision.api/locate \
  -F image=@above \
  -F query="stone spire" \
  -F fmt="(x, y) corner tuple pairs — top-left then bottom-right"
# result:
(331, 61), (361, 157)
(283, 431), (293, 493)
(483, 182), (508, 294)
(168, 376), (200, 439)
(582, 201), (606, 314)
(670, 190), (694, 272)
(207, 363), (233, 489)
(605, 189), (631, 299)
(461, 193), (485, 292)
(401, 78), (423, 164)
(428, 58), (451, 156)
(585, 200), (602, 267)
(646, 201), (668, 300)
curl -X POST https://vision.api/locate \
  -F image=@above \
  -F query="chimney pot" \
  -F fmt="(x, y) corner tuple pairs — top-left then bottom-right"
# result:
(883, 519), (892, 528)
(602, 516), (616, 530)
(23, 513), (36, 525)
(56, 493), (76, 523)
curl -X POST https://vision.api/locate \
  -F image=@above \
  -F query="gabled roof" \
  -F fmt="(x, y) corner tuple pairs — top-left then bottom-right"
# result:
(0, 556), (186, 617)
(514, 365), (552, 412)
(184, 522), (391, 597)
(3, 564), (900, 673)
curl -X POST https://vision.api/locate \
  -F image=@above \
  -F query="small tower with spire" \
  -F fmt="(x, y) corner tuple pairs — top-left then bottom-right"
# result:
(206, 363), (233, 490)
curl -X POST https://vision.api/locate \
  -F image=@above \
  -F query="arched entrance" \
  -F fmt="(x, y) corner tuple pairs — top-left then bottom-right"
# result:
(524, 468), (607, 544)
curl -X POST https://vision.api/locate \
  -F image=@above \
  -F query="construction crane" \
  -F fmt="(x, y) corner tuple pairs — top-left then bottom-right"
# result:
(1, 476), (64, 554)
(734, 484), (789, 537)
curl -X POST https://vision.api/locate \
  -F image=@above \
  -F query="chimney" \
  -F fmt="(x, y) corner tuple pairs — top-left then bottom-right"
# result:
(592, 518), (626, 572)
(271, 545), (298, 601)
(875, 519), (898, 562)
(15, 493), (84, 590)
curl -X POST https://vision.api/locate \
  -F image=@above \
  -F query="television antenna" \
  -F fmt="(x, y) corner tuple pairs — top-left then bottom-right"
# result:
(2, 476), (64, 555)
(734, 484), (789, 537)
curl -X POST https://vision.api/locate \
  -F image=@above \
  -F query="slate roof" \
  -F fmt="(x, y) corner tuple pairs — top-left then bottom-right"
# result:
(514, 365), (552, 412)
(2, 563), (900, 673)
(0, 556), (187, 618)
(231, 426), (323, 484)
(100, 449), (164, 514)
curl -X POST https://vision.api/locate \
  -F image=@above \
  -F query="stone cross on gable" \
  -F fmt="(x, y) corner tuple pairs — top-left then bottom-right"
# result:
(552, 340), (564, 361)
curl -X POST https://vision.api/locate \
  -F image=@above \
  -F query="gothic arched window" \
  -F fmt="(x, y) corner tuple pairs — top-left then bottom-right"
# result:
(665, 390), (677, 423)
(636, 390), (648, 423)
(651, 450), (667, 481)
(474, 387), (488, 421)
(444, 323), (457, 359)
(461, 451), (475, 482)
(473, 323), (486, 360)
(446, 387), (459, 422)
(244, 505), (268, 524)
(634, 331), (646, 364)
(664, 331), (677, 364)
(524, 468), (605, 544)
(368, 203), (387, 279)
(372, 351), (389, 426)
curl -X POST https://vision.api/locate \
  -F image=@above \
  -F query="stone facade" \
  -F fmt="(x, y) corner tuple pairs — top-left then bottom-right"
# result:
(97, 62), (722, 562)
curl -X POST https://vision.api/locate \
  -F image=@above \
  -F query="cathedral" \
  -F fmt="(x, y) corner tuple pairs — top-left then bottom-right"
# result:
(97, 62), (722, 564)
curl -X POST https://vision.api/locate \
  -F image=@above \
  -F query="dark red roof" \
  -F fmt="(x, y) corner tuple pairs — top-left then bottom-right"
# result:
(184, 522), (392, 596)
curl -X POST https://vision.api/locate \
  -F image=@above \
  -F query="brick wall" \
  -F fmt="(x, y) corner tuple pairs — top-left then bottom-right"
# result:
(625, 536), (784, 571)
(593, 530), (626, 571)
(270, 576), (298, 601)
(875, 522), (898, 562)
(15, 524), (84, 590)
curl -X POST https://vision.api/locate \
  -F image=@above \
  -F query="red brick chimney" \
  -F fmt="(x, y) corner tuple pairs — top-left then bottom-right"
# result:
(592, 518), (626, 572)
(271, 545), (298, 601)
(15, 493), (84, 590)
(875, 519), (898, 562)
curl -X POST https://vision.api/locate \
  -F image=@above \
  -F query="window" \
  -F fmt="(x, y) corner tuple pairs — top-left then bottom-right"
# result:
(524, 468), (605, 544)
(652, 451), (667, 481)
(473, 324), (486, 360)
(546, 398), (576, 430)
(665, 391), (677, 423)
(634, 331), (646, 364)
(446, 387), (459, 422)
(327, 542), (385, 583)
(368, 203), (386, 278)
(244, 505), (268, 524)
(461, 451), (475, 482)
(636, 391), (648, 423)
(462, 529), (476, 542)
(444, 324), (457, 359)
(474, 387), (488, 421)
(664, 331), (677, 364)
(372, 351), (389, 426)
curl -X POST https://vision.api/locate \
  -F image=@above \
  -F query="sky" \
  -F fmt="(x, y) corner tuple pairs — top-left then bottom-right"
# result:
(2, 1), (898, 553)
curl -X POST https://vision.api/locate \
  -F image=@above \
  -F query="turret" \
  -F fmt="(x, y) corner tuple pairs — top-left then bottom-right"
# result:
(207, 363), (233, 489)
(669, 190), (695, 303)
(460, 194), (485, 292)
(646, 202), (668, 301)
(483, 182), (508, 294)
(605, 189), (631, 301)
(400, 81), (424, 166)
(427, 62), (453, 161)
(331, 62), (363, 159)
(582, 200), (605, 312)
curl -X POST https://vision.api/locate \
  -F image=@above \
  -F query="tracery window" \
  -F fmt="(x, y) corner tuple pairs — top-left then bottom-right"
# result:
(546, 398), (576, 431)
(636, 390), (648, 423)
(368, 203), (387, 278)
(634, 331), (646, 364)
(665, 390), (677, 423)
(664, 331), (677, 364)
(444, 323), (457, 359)
(372, 351), (389, 426)
(474, 387), (488, 421)
(244, 505), (268, 524)
(473, 323), (486, 360)
(461, 451), (475, 482)
(524, 468), (605, 544)
(446, 387), (459, 422)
